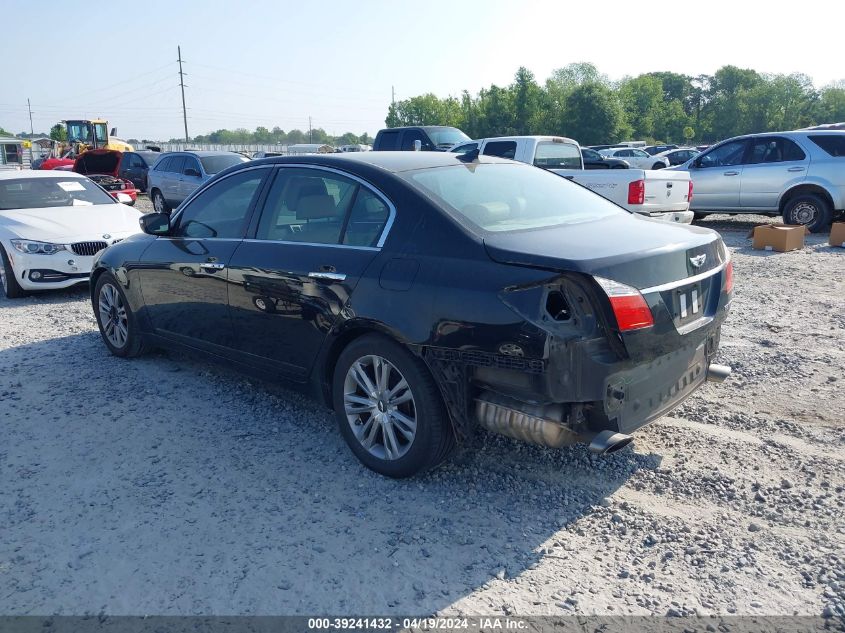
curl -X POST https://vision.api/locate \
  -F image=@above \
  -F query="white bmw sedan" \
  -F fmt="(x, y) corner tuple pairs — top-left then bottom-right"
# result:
(0, 171), (142, 298)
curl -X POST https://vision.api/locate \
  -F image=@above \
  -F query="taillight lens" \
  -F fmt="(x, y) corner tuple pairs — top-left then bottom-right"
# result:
(595, 276), (654, 331)
(725, 260), (733, 294)
(688, 180), (693, 204)
(627, 179), (645, 205)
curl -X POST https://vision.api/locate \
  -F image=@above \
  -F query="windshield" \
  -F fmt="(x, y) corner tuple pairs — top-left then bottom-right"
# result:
(0, 177), (115, 210)
(405, 163), (624, 233)
(199, 154), (249, 174)
(66, 121), (92, 144)
(533, 142), (582, 169)
(425, 127), (471, 147)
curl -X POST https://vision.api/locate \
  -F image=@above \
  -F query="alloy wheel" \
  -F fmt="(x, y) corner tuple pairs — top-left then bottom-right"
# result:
(153, 193), (164, 213)
(98, 283), (129, 348)
(0, 257), (7, 295)
(343, 355), (417, 461)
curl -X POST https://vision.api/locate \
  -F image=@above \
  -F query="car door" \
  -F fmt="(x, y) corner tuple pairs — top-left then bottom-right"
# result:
(226, 166), (393, 379)
(180, 156), (204, 201)
(162, 155), (185, 205)
(739, 136), (808, 210)
(630, 149), (653, 169)
(136, 166), (270, 351)
(686, 139), (749, 210)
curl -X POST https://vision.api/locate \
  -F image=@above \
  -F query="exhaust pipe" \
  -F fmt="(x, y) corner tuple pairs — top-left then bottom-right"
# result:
(706, 363), (732, 383)
(588, 430), (633, 455)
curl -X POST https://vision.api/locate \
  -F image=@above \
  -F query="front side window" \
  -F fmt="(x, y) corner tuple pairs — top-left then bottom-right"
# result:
(401, 129), (432, 151)
(533, 142), (581, 169)
(183, 157), (202, 175)
(582, 148), (601, 160)
(256, 168), (360, 245)
(406, 162), (624, 233)
(697, 140), (747, 168)
(173, 169), (266, 239)
(483, 141), (517, 160)
(0, 177), (115, 210)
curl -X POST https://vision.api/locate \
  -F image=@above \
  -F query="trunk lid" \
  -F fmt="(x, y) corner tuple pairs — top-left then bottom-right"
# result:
(483, 213), (724, 289)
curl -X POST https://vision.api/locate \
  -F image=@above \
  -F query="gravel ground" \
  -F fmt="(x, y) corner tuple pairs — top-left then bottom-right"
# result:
(1, 198), (843, 617)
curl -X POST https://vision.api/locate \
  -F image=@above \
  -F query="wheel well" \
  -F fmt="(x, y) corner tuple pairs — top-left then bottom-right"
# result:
(779, 185), (834, 213)
(89, 267), (106, 305)
(319, 326), (394, 405)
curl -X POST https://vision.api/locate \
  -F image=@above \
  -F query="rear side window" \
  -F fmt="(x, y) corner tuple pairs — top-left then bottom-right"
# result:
(747, 137), (806, 164)
(533, 142), (581, 169)
(169, 156), (186, 174)
(808, 135), (845, 157)
(154, 156), (172, 171)
(483, 141), (517, 160)
(343, 189), (390, 247)
(377, 130), (400, 150)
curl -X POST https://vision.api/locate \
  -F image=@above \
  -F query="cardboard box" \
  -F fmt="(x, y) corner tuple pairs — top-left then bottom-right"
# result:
(829, 222), (845, 248)
(749, 223), (808, 252)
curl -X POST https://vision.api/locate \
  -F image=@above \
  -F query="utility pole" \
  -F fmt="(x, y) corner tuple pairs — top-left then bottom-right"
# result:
(309, 116), (312, 143)
(177, 46), (189, 143)
(391, 85), (395, 106)
(27, 98), (34, 135)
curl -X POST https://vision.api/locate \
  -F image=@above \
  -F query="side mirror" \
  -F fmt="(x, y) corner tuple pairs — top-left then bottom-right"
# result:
(115, 192), (133, 204)
(184, 168), (201, 177)
(139, 212), (171, 236)
(413, 139), (422, 152)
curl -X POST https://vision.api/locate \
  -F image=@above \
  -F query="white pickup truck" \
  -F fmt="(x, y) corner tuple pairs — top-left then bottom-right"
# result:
(450, 136), (694, 223)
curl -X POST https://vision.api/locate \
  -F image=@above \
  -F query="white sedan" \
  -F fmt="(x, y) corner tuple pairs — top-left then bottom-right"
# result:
(599, 147), (670, 170)
(0, 171), (142, 298)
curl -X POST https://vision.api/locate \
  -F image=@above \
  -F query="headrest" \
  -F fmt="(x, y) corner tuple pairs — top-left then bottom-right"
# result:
(287, 177), (328, 210)
(297, 194), (338, 220)
(460, 201), (511, 225)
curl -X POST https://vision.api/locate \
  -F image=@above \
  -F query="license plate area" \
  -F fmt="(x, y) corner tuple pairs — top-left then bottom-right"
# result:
(674, 282), (703, 326)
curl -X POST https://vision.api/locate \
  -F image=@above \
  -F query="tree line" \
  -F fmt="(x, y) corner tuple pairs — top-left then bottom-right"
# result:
(173, 127), (373, 146)
(385, 63), (845, 145)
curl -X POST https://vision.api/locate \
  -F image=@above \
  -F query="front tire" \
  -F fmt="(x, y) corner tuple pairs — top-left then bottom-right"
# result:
(151, 189), (171, 215)
(0, 246), (25, 298)
(93, 272), (146, 357)
(332, 334), (454, 478)
(782, 194), (831, 233)
(652, 163), (666, 170)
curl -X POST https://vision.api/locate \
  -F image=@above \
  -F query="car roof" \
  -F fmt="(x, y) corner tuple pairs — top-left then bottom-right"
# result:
(478, 135), (579, 145)
(170, 150), (241, 156)
(247, 151), (516, 173)
(0, 170), (87, 181)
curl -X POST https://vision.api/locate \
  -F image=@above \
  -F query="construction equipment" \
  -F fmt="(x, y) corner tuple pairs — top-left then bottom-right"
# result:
(61, 119), (133, 156)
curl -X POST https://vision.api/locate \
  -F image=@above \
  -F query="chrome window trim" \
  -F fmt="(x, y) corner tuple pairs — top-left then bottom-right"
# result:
(241, 238), (378, 251)
(258, 163), (397, 249)
(640, 262), (726, 294)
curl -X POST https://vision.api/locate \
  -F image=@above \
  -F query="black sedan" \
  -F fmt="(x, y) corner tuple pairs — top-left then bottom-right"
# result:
(91, 152), (733, 478)
(581, 147), (629, 169)
(117, 150), (160, 192)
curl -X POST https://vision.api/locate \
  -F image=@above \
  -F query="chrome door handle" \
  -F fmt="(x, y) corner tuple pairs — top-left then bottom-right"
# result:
(199, 262), (225, 271)
(723, 171), (739, 176)
(308, 271), (346, 282)
(787, 166), (805, 172)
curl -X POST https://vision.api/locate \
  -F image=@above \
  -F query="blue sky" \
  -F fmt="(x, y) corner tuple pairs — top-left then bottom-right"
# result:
(2, 0), (842, 140)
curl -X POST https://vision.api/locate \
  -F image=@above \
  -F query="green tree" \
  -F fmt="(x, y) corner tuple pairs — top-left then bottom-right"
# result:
(50, 123), (66, 142)
(511, 66), (542, 135)
(562, 83), (628, 145)
(619, 75), (664, 139)
(815, 86), (845, 123)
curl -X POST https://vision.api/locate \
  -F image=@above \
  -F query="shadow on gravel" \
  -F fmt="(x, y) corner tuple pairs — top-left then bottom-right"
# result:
(0, 333), (659, 615)
(0, 284), (90, 310)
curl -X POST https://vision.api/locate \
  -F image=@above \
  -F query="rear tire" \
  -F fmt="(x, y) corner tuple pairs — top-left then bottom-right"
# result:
(652, 163), (665, 170)
(93, 272), (147, 358)
(332, 334), (454, 478)
(782, 193), (831, 233)
(151, 189), (171, 215)
(693, 212), (707, 221)
(0, 246), (25, 298)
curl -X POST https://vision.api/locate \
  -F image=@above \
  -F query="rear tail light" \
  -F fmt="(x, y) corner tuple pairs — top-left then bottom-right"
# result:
(627, 179), (645, 205)
(688, 180), (693, 204)
(725, 260), (734, 294)
(595, 276), (654, 331)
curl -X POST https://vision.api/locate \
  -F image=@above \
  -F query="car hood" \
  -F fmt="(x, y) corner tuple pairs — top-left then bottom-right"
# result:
(74, 150), (122, 176)
(0, 204), (142, 243)
(483, 213), (723, 289)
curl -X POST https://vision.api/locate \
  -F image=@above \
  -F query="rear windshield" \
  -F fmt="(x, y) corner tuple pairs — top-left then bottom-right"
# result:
(199, 154), (249, 174)
(0, 177), (115, 210)
(405, 162), (624, 233)
(808, 135), (845, 157)
(424, 127), (471, 147)
(533, 141), (582, 169)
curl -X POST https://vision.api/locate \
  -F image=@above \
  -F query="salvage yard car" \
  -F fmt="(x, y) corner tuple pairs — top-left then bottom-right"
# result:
(0, 171), (140, 298)
(673, 130), (845, 232)
(90, 152), (732, 478)
(147, 150), (249, 214)
(73, 149), (139, 205)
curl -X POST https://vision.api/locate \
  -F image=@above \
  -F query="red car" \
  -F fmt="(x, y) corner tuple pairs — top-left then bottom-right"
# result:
(72, 149), (138, 205)
(39, 157), (76, 170)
